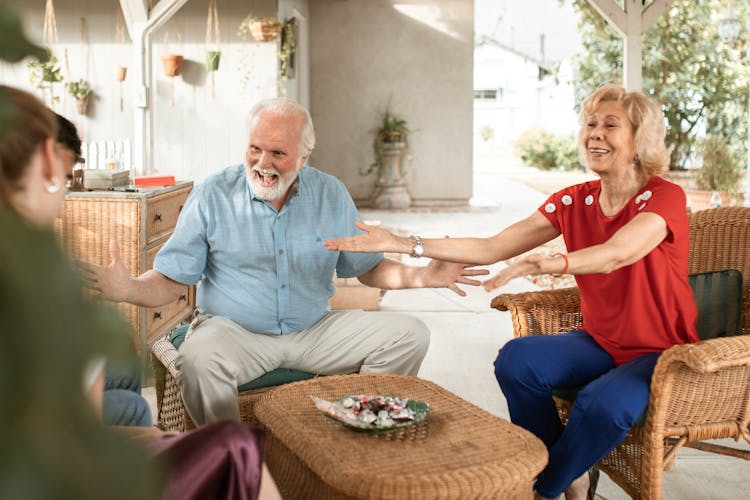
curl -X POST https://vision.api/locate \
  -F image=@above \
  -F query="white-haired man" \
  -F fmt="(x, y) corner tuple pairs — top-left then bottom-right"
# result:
(81, 98), (485, 424)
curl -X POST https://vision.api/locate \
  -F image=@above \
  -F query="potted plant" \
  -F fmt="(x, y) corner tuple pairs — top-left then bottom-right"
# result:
(65, 78), (93, 115)
(238, 15), (282, 42)
(27, 51), (64, 104)
(687, 135), (743, 210)
(161, 54), (184, 77)
(205, 50), (221, 71)
(362, 106), (412, 209)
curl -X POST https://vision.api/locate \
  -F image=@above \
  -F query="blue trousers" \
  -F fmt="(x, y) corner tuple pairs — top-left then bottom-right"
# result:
(494, 330), (659, 498)
(103, 359), (152, 427)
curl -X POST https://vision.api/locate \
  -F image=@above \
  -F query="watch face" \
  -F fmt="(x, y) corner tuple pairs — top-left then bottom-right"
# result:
(413, 243), (424, 257)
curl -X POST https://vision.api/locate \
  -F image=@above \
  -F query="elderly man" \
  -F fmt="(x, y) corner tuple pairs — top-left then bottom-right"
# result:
(82, 98), (484, 424)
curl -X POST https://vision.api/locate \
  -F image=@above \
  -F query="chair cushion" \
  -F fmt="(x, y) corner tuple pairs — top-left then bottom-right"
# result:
(551, 269), (743, 427)
(688, 269), (743, 340)
(168, 324), (317, 392)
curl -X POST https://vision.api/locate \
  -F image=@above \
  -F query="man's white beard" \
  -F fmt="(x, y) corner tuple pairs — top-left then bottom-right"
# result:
(247, 163), (299, 201)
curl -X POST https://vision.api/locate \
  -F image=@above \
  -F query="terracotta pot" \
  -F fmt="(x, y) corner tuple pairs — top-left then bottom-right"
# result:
(161, 54), (184, 77)
(205, 50), (221, 71)
(115, 66), (127, 82)
(248, 19), (282, 42)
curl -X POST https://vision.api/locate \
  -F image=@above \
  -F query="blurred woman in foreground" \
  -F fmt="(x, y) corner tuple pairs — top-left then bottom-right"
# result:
(0, 84), (278, 500)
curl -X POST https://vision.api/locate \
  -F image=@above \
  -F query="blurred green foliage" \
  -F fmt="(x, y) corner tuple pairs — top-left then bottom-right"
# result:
(569, 0), (750, 170)
(696, 135), (743, 192)
(515, 128), (581, 171)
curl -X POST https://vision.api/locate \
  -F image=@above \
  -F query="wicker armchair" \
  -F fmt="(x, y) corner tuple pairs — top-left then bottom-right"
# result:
(490, 206), (750, 499)
(151, 327), (317, 432)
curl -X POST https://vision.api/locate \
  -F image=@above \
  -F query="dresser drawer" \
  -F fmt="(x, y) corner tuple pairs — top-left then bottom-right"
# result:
(146, 287), (193, 344)
(146, 189), (189, 244)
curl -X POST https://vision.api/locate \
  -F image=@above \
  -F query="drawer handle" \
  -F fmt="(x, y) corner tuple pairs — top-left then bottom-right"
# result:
(178, 294), (187, 302)
(153, 311), (162, 320)
(153, 212), (162, 222)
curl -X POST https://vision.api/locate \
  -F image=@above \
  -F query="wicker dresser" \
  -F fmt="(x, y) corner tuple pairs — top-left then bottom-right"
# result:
(55, 181), (195, 360)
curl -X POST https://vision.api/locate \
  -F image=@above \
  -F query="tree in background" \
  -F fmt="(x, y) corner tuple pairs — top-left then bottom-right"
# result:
(568, 0), (749, 170)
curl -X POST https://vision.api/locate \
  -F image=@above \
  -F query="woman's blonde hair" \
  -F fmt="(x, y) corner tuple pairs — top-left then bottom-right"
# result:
(0, 85), (57, 206)
(578, 83), (671, 176)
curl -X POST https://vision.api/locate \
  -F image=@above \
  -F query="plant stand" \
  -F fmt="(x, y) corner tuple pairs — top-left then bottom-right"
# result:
(372, 142), (411, 209)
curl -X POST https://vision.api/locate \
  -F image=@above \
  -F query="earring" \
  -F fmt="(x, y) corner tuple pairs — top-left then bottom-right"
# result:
(45, 176), (62, 194)
(633, 154), (641, 167)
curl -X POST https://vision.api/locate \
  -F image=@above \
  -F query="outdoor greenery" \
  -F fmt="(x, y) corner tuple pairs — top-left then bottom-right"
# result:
(568, 0), (750, 171)
(696, 135), (743, 192)
(515, 128), (580, 171)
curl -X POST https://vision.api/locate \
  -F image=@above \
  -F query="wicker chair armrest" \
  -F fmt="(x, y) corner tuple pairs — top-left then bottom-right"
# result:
(151, 338), (181, 380)
(656, 335), (750, 374)
(646, 335), (750, 439)
(490, 287), (582, 337)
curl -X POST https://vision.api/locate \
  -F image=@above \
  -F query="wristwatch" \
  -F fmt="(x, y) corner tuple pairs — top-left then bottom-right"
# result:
(410, 235), (424, 258)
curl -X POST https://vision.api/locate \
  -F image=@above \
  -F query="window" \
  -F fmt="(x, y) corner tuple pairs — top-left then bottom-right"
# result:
(473, 89), (499, 101)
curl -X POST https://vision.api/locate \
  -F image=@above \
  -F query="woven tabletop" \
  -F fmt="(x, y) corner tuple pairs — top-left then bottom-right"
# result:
(255, 374), (547, 499)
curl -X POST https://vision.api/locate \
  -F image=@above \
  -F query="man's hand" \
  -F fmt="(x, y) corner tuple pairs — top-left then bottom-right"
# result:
(324, 220), (408, 254)
(77, 240), (133, 302)
(422, 259), (489, 296)
(482, 253), (545, 292)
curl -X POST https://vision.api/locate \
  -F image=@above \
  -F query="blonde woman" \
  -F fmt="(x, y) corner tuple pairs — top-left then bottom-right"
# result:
(325, 84), (699, 500)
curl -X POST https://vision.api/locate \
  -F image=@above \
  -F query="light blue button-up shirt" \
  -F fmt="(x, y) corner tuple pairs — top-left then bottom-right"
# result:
(154, 164), (383, 334)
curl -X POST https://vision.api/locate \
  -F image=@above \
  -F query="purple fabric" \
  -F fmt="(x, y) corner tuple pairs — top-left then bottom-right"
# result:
(150, 421), (266, 500)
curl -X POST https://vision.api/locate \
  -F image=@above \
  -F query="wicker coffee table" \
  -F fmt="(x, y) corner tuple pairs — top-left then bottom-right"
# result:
(254, 374), (547, 499)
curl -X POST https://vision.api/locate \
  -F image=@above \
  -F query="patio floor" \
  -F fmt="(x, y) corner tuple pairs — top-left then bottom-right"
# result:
(144, 167), (748, 499)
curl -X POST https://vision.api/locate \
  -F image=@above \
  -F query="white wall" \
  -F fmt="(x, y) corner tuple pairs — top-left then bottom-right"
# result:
(309, 0), (475, 206)
(1, 0), (279, 182)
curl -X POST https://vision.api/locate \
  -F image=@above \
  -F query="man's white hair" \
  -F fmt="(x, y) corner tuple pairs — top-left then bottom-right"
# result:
(246, 97), (315, 156)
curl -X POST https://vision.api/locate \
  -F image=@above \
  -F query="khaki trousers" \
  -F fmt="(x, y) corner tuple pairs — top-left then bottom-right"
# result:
(175, 310), (430, 424)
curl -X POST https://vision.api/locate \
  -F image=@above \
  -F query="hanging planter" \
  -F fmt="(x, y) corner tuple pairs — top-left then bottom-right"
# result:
(161, 54), (184, 77)
(115, 65), (127, 82)
(246, 17), (282, 42)
(65, 78), (92, 116)
(205, 50), (221, 71)
(204, 0), (221, 99)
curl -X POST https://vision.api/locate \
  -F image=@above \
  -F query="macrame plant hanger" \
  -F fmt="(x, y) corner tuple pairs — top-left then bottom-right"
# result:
(42, 0), (59, 106)
(205, 0), (221, 99)
(115, 7), (128, 112)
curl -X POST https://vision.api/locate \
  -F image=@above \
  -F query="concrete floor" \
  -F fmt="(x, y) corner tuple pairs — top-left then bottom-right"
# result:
(144, 167), (748, 499)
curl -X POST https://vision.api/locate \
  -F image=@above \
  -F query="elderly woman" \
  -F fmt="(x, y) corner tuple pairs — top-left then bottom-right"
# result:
(324, 83), (699, 500)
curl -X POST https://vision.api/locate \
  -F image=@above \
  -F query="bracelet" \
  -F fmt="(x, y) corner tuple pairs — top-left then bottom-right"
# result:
(552, 253), (569, 276)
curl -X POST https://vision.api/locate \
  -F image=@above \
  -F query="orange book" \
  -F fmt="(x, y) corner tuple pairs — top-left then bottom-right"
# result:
(134, 175), (176, 187)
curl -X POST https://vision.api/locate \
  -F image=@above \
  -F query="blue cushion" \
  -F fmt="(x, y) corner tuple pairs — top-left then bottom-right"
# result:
(552, 269), (744, 427)
(168, 324), (317, 391)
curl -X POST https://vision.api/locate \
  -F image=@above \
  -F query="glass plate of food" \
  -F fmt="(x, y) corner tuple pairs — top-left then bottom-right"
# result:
(311, 394), (429, 433)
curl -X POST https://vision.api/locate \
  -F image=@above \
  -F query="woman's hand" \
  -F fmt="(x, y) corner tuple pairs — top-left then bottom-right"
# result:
(483, 253), (546, 292)
(324, 220), (408, 254)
